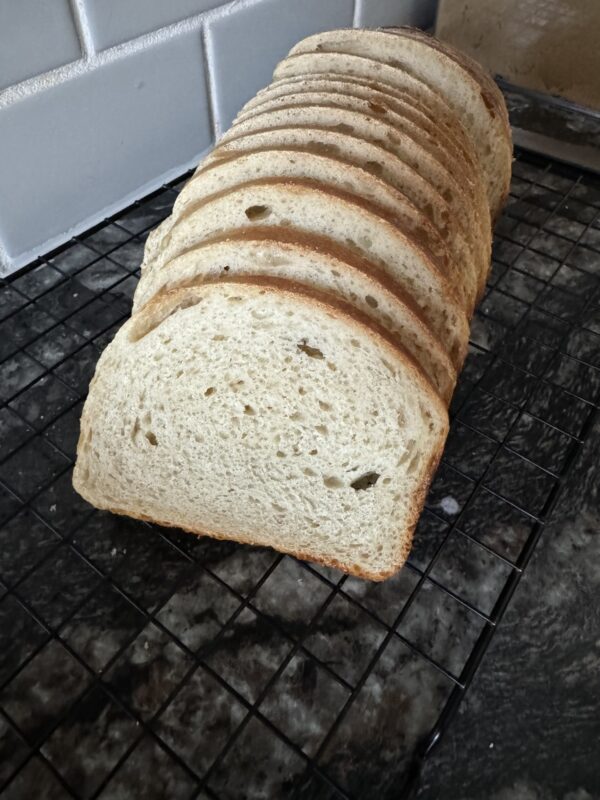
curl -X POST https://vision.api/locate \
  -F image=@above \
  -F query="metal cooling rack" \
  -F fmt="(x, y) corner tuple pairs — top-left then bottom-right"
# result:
(0, 149), (599, 800)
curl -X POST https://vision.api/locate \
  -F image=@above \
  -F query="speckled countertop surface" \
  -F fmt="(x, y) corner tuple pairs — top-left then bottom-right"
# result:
(418, 414), (600, 800)
(0, 146), (599, 799)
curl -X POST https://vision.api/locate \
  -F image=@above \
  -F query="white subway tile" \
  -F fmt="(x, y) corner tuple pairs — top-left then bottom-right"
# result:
(207, 0), (355, 133)
(354, 0), (437, 29)
(0, 0), (81, 90)
(0, 31), (211, 264)
(84, 0), (223, 50)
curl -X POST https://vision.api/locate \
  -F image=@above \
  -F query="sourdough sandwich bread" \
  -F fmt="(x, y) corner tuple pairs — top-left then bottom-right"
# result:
(74, 28), (511, 580)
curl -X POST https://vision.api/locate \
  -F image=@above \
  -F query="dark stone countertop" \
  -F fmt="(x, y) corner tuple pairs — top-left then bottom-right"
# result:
(418, 414), (600, 800)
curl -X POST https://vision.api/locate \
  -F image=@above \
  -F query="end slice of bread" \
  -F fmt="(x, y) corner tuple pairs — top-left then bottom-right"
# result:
(73, 277), (448, 580)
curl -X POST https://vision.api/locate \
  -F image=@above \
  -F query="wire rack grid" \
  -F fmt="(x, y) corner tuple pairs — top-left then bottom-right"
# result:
(0, 148), (599, 800)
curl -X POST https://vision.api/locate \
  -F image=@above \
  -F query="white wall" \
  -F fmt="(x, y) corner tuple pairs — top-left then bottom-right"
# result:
(0, 0), (437, 276)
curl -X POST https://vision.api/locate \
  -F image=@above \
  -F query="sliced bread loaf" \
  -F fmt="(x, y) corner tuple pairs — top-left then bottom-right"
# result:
(131, 228), (457, 402)
(236, 74), (484, 192)
(73, 277), (449, 580)
(287, 28), (512, 217)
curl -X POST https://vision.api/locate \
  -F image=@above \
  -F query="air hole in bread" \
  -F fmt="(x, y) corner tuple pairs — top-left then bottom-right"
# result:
(381, 359), (395, 374)
(204, 387), (216, 396)
(303, 467), (316, 477)
(244, 404), (255, 416)
(309, 448), (318, 456)
(131, 417), (140, 442)
(368, 101), (387, 115)
(318, 401), (331, 411)
(383, 477), (391, 485)
(399, 439), (416, 465)
(297, 340), (324, 359)
(145, 431), (158, 446)
(365, 295), (378, 309)
(324, 476), (344, 489)
(230, 379), (244, 392)
(331, 270), (341, 278)
(245, 204), (271, 220)
(276, 450), (286, 458)
(407, 453), (421, 475)
(223, 265), (230, 272)
(350, 339), (361, 348)
(351, 472), (380, 491)
(315, 424), (328, 435)
(326, 361), (337, 372)
(290, 411), (303, 421)
(332, 123), (354, 135)
(364, 160), (383, 177)
(272, 502), (285, 513)
(298, 386), (307, 395)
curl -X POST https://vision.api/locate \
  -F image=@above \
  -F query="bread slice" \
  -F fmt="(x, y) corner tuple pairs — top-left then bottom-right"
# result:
(132, 228), (457, 403)
(143, 146), (474, 314)
(229, 87), (488, 300)
(202, 125), (486, 307)
(268, 54), (492, 261)
(236, 74), (484, 193)
(141, 179), (470, 367)
(214, 104), (489, 294)
(271, 51), (477, 178)
(73, 277), (449, 580)
(287, 28), (512, 217)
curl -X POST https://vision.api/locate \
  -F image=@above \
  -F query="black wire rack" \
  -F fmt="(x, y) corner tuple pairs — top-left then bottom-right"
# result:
(0, 148), (599, 800)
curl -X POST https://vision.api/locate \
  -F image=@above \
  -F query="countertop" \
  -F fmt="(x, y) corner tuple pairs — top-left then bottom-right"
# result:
(418, 413), (600, 799)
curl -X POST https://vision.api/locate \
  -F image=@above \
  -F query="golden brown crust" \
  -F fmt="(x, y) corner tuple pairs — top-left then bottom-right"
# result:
(84, 501), (408, 581)
(287, 28), (510, 217)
